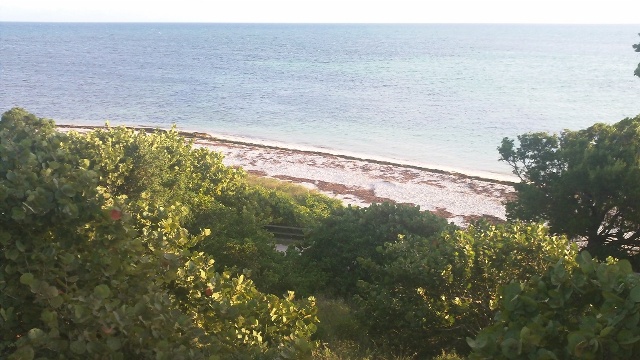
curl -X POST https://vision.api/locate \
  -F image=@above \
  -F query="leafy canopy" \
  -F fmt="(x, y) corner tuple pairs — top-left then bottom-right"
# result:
(63, 118), (340, 293)
(355, 221), (575, 357)
(300, 202), (449, 297)
(469, 253), (640, 359)
(0, 108), (319, 359)
(498, 115), (640, 261)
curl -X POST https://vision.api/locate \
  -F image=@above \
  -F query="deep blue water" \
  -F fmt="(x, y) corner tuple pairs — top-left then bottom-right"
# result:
(1, 23), (639, 178)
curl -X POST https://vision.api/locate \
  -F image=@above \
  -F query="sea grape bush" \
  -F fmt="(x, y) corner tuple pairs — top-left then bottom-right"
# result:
(63, 120), (340, 292)
(250, 185), (342, 229)
(173, 267), (318, 358)
(300, 202), (449, 297)
(469, 252), (640, 359)
(10, 106), (638, 359)
(0, 108), (202, 358)
(0, 108), (318, 359)
(64, 123), (244, 205)
(354, 222), (577, 357)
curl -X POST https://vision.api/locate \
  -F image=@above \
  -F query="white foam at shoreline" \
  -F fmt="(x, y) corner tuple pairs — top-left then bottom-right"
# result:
(191, 131), (519, 183)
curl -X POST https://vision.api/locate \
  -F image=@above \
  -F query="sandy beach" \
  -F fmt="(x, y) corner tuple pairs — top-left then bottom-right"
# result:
(58, 125), (516, 226)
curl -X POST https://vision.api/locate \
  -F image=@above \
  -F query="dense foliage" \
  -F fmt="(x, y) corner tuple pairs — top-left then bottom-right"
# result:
(0, 108), (319, 359)
(469, 252), (640, 359)
(62, 123), (340, 292)
(355, 222), (576, 357)
(299, 202), (449, 297)
(498, 115), (640, 261)
(6, 107), (640, 359)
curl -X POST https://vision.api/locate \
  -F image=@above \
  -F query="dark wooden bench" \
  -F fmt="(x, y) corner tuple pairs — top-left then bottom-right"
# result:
(264, 224), (307, 243)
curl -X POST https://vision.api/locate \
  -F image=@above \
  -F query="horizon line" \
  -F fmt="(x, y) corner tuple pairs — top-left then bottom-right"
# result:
(2, 20), (639, 25)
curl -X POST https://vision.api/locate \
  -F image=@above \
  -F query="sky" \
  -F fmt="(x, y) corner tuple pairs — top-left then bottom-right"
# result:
(0, 0), (639, 24)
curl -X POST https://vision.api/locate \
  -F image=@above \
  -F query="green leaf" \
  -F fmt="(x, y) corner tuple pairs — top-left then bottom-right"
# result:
(70, 340), (86, 354)
(9, 345), (34, 360)
(93, 284), (111, 300)
(60, 253), (76, 264)
(41, 309), (57, 326)
(49, 295), (64, 308)
(580, 251), (592, 262)
(15, 240), (26, 252)
(500, 338), (520, 358)
(617, 329), (640, 345)
(577, 251), (594, 273)
(74, 305), (89, 321)
(20, 273), (35, 286)
(27, 328), (45, 340)
(0, 231), (11, 245)
(567, 332), (587, 354)
(536, 348), (559, 360)
(467, 335), (488, 350)
(502, 282), (523, 311)
(1, 308), (11, 321)
(600, 326), (615, 337)
(45, 286), (59, 298)
(6, 248), (20, 261)
(60, 184), (76, 197)
(629, 286), (640, 302)
(617, 260), (633, 275)
(11, 207), (25, 221)
(107, 337), (122, 351)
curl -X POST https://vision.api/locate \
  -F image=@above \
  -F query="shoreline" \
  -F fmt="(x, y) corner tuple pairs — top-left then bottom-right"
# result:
(57, 124), (516, 225)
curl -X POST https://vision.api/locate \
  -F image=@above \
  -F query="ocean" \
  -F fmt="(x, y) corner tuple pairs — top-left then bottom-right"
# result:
(1, 23), (639, 179)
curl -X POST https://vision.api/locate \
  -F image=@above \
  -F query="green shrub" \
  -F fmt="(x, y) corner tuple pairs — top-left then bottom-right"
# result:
(301, 202), (449, 297)
(248, 175), (342, 228)
(469, 252), (640, 359)
(355, 222), (576, 357)
(313, 297), (364, 344)
(0, 108), (318, 359)
(65, 122), (342, 293)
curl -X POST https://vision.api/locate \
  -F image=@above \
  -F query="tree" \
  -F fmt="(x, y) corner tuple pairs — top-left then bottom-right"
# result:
(634, 33), (640, 78)
(498, 115), (640, 260)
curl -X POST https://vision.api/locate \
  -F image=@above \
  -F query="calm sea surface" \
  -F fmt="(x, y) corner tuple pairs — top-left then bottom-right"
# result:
(1, 23), (639, 178)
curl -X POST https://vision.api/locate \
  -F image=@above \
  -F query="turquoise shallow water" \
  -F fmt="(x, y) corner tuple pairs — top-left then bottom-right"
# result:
(1, 23), (639, 178)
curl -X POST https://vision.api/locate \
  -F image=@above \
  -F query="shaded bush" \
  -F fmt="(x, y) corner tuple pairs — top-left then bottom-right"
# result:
(301, 202), (449, 297)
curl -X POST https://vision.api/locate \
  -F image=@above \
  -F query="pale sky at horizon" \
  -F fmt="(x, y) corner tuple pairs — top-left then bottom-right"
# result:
(1, 0), (639, 24)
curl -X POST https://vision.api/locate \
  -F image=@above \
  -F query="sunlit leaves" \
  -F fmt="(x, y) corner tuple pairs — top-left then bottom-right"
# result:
(469, 253), (640, 359)
(0, 108), (319, 359)
(355, 221), (575, 357)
